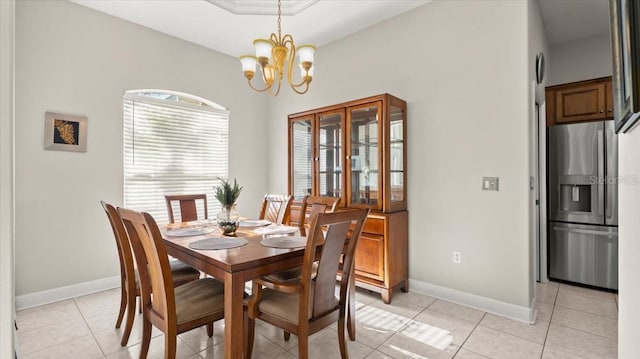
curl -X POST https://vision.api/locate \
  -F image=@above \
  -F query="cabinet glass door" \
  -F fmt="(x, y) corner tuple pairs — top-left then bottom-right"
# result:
(318, 111), (344, 199)
(348, 103), (382, 209)
(390, 104), (404, 203)
(290, 117), (314, 200)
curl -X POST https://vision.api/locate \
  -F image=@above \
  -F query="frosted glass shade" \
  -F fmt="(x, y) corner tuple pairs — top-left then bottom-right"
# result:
(263, 64), (275, 84)
(253, 39), (274, 60)
(239, 55), (257, 72)
(297, 45), (316, 63)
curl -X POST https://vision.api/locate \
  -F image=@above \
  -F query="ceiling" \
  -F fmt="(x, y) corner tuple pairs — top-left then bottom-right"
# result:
(71, 0), (611, 57)
(71, 0), (431, 58)
(537, 0), (610, 45)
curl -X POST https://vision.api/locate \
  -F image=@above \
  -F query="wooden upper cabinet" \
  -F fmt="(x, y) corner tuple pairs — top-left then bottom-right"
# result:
(546, 77), (613, 126)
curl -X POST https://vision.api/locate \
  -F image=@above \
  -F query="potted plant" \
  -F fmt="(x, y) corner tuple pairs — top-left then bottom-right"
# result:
(214, 177), (243, 235)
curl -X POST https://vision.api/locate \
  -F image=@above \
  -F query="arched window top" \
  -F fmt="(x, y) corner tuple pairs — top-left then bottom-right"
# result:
(125, 89), (228, 112)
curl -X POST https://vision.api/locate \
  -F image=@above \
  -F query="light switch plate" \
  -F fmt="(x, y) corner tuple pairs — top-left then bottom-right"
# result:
(482, 177), (499, 191)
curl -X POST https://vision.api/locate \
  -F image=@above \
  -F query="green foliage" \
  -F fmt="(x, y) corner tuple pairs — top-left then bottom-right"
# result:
(214, 177), (243, 206)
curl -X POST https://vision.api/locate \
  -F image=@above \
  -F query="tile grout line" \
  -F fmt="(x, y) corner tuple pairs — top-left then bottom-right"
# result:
(538, 282), (560, 359)
(451, 311), (487, 358)
(73, 297), (108, 358)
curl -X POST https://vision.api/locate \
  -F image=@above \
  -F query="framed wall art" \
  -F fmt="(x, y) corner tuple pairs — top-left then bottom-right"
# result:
(610, 0), (640, 133)
(44, 112), (87, 152)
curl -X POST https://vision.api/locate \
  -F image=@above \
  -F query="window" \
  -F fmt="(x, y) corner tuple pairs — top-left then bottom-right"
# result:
(123, 90), (229, 223)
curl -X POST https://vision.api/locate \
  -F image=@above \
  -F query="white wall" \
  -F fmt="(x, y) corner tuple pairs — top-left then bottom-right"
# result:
(15, 0), (269, 297)
(267, 0), (532, 311)
(618, 130), (640, 358)
(548, 33), (612, 86)
(0, 0), (15, 355)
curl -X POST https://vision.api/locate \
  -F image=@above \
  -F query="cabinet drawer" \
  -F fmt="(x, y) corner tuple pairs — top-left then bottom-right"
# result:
(355, 235), (384, 280)
(363, 217), (384, 235)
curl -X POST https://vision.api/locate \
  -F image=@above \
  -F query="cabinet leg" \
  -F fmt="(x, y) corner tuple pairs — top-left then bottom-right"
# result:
(381, 290), (391, 304)
(401, 280), (409, 293)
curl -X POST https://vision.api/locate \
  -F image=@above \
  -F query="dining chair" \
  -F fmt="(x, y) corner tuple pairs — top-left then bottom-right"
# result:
(246, 208), (369, 359)
(118, 206), (226, 359)
(100, 201), (202, 347)
(259, 194), (292, 224)
(298, 195), (341, 236)
(263, 195), (339, 283)
(164, 194), (208, 223)
(261, 194), (347, 340)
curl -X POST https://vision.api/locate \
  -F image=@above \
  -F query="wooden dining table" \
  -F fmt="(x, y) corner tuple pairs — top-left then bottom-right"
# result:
(162, 223), (308, 359)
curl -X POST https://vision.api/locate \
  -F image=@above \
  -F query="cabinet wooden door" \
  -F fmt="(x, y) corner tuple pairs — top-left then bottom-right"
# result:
(346, 102), (383, 210)
(555, 82), (606, 123)
(289, 115), (315, 200)
(317, 110), (345, 200)
(385, 99), (407, 212)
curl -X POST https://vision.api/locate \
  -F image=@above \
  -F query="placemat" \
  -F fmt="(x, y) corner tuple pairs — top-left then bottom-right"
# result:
(260, 235), (307, 249)
(188, 237), (248, 250)
(253, 225), (299, 235)
(239, 219), (272, 227)
(164, 227), (217, 237)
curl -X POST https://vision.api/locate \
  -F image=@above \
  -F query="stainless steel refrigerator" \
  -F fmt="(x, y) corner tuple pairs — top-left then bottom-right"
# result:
(548, 120), (618, 290)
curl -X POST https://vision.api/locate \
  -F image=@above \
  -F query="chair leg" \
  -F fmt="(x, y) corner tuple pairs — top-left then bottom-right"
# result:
(283, 330), (291, 341)
(347, 278), (356, 341)
(338, 316), (348, 359)
(115, 286), (127, 329)
(120, 292), (136, 346)
(206, 322), (213, 337)
(246, 317), (255, 359)
(165, 330), (177, 359)
(297, 330), (309, 359)
(139, 317), (152, 359)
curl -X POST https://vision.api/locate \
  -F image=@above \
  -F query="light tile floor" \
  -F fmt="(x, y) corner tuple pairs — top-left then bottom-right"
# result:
(16, 281), (618, 359)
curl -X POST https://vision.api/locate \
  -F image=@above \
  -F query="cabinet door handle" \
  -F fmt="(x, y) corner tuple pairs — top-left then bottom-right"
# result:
(609, 108), (613, 112)
(600, 110), (604, 113)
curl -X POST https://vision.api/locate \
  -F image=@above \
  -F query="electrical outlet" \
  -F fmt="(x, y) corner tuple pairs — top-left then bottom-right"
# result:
(453, 251), (461, 264)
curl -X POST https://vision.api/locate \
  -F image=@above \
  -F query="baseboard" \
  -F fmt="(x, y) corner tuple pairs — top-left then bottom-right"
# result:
(15, 276), (120, 311)
(409, 278), (536, 324)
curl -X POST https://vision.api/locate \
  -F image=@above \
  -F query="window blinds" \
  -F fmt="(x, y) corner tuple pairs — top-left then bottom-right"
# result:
(123, 93), (229, 223)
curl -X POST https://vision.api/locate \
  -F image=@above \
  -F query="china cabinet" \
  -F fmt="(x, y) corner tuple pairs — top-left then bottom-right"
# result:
(288, 93), (408, 303)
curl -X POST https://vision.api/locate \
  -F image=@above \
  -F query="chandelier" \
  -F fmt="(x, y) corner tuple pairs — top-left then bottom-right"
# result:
(239, 0), (316, 96)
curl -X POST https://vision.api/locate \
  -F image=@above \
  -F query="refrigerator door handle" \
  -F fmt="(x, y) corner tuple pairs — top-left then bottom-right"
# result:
(597, 129), (605, 219)
(552, 226), (618, 237)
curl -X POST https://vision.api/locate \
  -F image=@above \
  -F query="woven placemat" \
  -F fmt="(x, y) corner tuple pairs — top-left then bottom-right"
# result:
(188, 237), (248, 250)
(253, 225), (299, 235)
(165, 227), (216, 237)
(260, 235), (307, 249)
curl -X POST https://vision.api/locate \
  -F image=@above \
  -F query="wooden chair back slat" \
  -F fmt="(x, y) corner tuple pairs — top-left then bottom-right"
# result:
(164, 194), (208, 223)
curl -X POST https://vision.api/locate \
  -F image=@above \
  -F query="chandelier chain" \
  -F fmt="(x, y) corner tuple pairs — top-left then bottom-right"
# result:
(277, 0), (282, 40)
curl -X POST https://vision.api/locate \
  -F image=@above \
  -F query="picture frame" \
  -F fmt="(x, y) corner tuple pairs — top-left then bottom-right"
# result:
(44, 112), (87, 152)
(610, 0), (640, 133)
